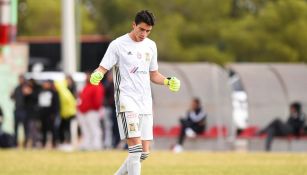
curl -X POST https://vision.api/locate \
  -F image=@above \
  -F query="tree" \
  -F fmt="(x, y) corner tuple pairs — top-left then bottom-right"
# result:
(18, 0), (97, 36)
(222, 0), (307, 63)
(18, 0), (307, 64)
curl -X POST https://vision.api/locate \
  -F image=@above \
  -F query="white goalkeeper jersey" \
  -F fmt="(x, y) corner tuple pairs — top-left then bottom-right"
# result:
(100, 34), (158, 114)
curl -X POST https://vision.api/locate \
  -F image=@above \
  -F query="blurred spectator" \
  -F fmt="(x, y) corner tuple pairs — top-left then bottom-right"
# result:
(28, 78), (41, 98)
(0, 106), (14, 148)
(66, 75), (77, 97)
(23, 80), (40, 148)
(11, 75), (28, 147)
(103, 72), (120, 149)
(65, 75), (79, 149)
(0, 107), (3, 129)
(77, 73), (104, 150)
(38, 80), (60, 148)
(173, 98), (207, 153)
(54, 78), (77, 150)
(257, 102), (306, 151)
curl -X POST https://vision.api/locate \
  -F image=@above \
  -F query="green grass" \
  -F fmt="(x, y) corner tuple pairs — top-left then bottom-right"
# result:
(1, 150), (307, 175)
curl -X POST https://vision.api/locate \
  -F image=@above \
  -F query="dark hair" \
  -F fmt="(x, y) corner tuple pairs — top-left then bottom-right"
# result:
(135, 10), (155, 26)
(193, 97), (201, 106)
(291, 102), (302, 113)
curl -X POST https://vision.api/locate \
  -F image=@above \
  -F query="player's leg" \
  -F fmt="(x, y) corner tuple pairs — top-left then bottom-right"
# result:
(141, 140), (151, 162)
(87, 110), (102, 150)
(114, 112), (142, 175)
(77, 112), (91, 150)
(172, 120), (187, 153)
(140, 114), (153, 162)
(126, 137), (142, 175)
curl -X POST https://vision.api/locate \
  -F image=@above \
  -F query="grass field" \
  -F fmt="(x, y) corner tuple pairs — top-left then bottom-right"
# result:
(1, 150), (307, 175)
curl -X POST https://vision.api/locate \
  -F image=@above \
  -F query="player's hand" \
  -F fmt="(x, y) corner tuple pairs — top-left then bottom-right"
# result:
(164, 77), (180, 92)
(90, 71), (104, 85)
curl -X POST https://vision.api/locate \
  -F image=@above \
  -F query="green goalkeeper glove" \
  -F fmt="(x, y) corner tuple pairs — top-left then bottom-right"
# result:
(90, 71), (104, 85)
(164, 77), (180, 92)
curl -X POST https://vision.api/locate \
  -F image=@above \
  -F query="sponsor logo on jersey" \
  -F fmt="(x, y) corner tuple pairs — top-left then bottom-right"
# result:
(130, 66), (147, 75)
(130, 67), (139, 73)
(126, 112), (138, 118)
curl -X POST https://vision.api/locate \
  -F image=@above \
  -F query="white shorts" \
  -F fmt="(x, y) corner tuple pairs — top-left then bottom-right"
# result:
(117, 112), (153, 140)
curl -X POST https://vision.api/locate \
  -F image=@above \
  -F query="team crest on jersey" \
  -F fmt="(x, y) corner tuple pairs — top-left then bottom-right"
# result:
(145, 52), (150, 62)
(137, 52), (142, 59)
(129, 123), (137, 132)
(120, 105), (126, 111)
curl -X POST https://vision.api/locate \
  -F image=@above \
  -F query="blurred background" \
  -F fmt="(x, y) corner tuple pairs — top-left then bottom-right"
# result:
(0, 0), (307, 152)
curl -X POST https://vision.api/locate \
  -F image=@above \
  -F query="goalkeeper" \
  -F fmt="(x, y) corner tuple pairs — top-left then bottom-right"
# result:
(90, 10), (180, 175)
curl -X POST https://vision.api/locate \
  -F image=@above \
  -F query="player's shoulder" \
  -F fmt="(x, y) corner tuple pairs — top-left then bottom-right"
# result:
(144, 37), (156, 45)
(109, 34), (128, 46)
(144, 38), (157, 47)
(114, 34), (130, 43)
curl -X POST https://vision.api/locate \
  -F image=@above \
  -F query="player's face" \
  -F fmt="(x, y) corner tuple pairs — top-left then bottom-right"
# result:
(131, 22), (152, 42)
(191, 100), (200, 111)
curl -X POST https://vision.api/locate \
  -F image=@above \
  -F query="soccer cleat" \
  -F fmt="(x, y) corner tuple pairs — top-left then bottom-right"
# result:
(185, 128), (196, 138)
(172, 144), (183, 153)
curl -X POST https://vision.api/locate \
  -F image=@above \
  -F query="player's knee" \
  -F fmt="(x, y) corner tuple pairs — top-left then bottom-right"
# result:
(128, 144), (143, 155)
(140, 152), (150, 162)
(127, 137), (142, 146)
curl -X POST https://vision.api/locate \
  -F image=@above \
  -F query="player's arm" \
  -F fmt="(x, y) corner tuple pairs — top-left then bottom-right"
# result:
(91, 39), (118, 85)
(150, 70), (181, 92)
(90, 66), (108, 85)
(150, 70), (165, 85)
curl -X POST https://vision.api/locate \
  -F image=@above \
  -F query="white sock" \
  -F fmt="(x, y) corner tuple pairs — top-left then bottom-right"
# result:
(114, 157), (129, 175)
(114, 144), (142, 175)
(127, 144), (142, 175)
(140, 152), (150, 162)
